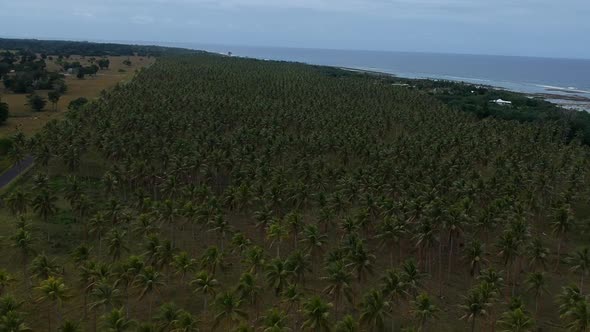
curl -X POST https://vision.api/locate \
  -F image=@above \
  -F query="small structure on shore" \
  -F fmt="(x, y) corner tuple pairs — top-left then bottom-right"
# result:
(491, 98), (512, 106)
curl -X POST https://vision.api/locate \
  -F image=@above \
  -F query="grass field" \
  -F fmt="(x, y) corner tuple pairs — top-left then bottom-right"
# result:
(0, 55), (155, 138)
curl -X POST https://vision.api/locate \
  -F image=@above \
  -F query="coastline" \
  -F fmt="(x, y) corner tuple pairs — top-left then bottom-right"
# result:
(337, 66), (590, 112)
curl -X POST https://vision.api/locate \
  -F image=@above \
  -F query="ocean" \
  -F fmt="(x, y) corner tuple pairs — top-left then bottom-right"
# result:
(162, 42), (590, 111)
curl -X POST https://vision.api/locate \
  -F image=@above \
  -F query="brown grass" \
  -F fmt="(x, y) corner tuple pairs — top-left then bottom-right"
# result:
(0, 55), (154, 138)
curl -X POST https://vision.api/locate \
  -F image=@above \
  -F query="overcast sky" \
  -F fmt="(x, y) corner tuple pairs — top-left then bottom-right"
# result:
(1, 0), (589, 59)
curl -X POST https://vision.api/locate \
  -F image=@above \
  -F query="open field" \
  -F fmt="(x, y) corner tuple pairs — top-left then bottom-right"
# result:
(0, 55), (154, 138)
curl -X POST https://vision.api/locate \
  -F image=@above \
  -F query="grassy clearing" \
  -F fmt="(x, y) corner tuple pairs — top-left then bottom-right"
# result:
(0, 55), (154, 138)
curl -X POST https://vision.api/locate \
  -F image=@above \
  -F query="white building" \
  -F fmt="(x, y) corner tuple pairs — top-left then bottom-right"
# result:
(492, 98), (512, 106)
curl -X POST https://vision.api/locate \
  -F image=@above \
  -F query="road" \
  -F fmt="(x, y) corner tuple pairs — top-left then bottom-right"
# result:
(0, 156), (34, 188)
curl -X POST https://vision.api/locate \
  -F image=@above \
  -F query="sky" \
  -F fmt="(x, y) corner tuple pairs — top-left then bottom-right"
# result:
(1, 0), (589, 59)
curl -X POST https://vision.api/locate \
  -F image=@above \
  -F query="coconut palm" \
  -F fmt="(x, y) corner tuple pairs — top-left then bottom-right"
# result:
(5, 190), (30, 216)
(322, 260), (353, 316)
(301, 295), (332, 332)
(267, 220), (289, 258)
(0, 269), (15, 296)
(334, 315), (359, 332)
(497, 307), (534, 332)
(525, 272), (547, 317)
(551, 204), (574, 269)
(410, 293), (438, 331)
(266, 259), (294, 296)
(261, 308), (291, 332)
(567, 248), (590, 292)
(235, 272), (261, 318)
(561, 298), (590, 332)
(464, 239), (487, 277)
(213, 292), (248, 329)
(375, 216), (406, 267)
(30, 253), (60, 280)
(134, 266), (165, 317)
(154, 302), (180, 331)
(171, 251), (197, 285)
(36, 276), (70, 330)
(191, 270), (219, 312)
(459, 288), (489, 332)
(32, 190), (57, 222)
(57, 320), (82, 332)
(200, 246), (225, 275)
(526, 238), (549, 272)
(89, 279), (123, 314)
(359, 289), (390, 332)
(171, 310), (200, 332)
(103, 307), (136, 332)
(107, 229), (129, 261)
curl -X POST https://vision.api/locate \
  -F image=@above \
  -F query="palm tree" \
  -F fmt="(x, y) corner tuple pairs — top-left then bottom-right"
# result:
(410, 293), (438, 331)
(464, 239), (487, 277)
(525, 272), (547, 317)
(235, 272), (261, 319)
(375, 216), (406, 267)
(213, 292), (248, 329)
(90, 212), (108, 256)
(302, 224), (328, 261)
(200, 246), (225, 275)
(359, 289), (390, 332)
(154, 302), (180, 331)
(172, 310), (200, 331)
(286, 250), (312, 284)
(0, 269), (15, 296)
(30, 253), (60, 280)
(551, 204), (574, 269)
(261, 308), (291, 332)
(497, 307), (534, 332)
(346, 240), (375, 282)
(459, 288), (489, 332)
(267, 220), (289, 258)
(243, 245), (266, 274)
(322, 260), (353, 316)
(90, 279), (123, 315)
(107, 228), (129, 261)
(561, 298), (590, 332)
(36, 276), (70, 330)
(11, 228), (34, 289)
(134, 266), (165, 317)
(526, 238), (549, 271)
(103, 307), (136, 331)
(5, 190), (30, 215)
(32, 190), (58, 222)
(401, 260), (424, 297)
(567, 248), (590, 292)
(191, 270), (219, 312)
(334, 315), (359, 332)
(0, 309), (32, 331)
(266, 259), (294, 296)
(301, 295), (332, 332)
(57, 320), (82, 332)
(171, 251), (197, 285)
(209, 215), (232, 251)
(557, 284), (584, 317)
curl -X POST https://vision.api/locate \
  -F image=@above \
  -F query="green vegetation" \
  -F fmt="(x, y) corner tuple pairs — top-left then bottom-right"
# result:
(0, 38), (196, 57)
(0, 54), (590, 331)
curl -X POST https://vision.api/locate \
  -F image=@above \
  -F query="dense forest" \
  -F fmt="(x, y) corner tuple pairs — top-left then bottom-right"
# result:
(1, 54), (590, 331)
(0, 38), (194, 58)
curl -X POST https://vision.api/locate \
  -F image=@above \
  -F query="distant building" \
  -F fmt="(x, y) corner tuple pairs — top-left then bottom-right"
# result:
(491, 98), (512, 106)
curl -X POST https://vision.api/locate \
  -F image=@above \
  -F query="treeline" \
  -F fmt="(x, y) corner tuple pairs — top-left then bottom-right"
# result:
(0, 38), (197, 57)
(319, 66), (590, 145)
